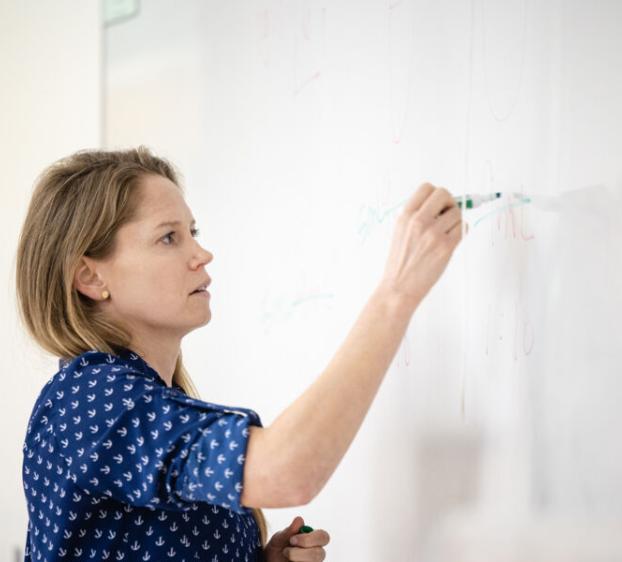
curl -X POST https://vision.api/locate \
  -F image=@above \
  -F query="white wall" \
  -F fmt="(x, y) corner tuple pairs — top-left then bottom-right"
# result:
(1, 1), (102, 559)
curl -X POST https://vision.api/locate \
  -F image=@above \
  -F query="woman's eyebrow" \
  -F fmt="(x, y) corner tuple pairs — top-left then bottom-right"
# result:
(154, 218), (197, 230)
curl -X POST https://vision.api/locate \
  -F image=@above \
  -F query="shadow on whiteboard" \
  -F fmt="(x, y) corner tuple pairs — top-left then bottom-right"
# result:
(428, 513), (622, 562)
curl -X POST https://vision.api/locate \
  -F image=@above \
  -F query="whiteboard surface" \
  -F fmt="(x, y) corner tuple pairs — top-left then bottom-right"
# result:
(105, 1), (622, 559)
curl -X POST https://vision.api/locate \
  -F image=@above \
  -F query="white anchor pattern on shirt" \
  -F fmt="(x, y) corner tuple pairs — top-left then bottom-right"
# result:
(22, 346), (265, 561)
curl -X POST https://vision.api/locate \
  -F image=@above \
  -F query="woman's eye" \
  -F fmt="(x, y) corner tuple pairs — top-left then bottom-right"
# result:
(161, 228), (201, 245)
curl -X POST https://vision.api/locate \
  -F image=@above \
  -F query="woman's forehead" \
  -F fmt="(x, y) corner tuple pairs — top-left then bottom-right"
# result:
(135, 178), (192, 227)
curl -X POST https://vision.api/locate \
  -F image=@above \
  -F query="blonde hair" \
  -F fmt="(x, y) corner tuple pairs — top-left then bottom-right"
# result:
(14, 145), (268, 547)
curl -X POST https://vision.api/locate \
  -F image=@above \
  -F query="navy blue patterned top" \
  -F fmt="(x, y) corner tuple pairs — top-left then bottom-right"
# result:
(22, 346), (265, 562)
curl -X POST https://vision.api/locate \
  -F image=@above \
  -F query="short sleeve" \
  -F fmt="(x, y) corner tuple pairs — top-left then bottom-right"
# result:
(54, 369), (263, 514)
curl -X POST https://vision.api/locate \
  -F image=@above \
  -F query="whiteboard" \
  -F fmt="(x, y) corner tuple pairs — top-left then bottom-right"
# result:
(104, 1), (622, 559)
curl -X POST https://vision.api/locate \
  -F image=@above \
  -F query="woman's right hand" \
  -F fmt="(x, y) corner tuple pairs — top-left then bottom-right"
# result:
(379, 182), (467, 309)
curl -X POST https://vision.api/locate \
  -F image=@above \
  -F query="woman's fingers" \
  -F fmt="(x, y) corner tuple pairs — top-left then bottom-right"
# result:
(284, 529), (330, 561)
(448, 217), (467, 241)
(416, 185), (456, 222)
(283, 546), (327, 561)
(290, 529), (331, 548)
(434, 205), (462, 234)
(401, 182), (435, 217)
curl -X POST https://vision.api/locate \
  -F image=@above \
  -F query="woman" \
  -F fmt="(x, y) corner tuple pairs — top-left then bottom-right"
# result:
(16, 146), (464, 561)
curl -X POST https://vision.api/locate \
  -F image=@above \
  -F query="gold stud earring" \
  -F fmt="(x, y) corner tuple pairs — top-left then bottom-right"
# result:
(101, 290), (110, 300)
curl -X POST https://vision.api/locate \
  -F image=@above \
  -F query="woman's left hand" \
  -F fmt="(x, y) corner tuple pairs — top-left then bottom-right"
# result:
(264, 515), (330, 561)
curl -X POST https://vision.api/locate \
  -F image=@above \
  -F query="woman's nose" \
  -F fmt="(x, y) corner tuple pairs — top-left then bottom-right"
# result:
(189, 239), (212, 266)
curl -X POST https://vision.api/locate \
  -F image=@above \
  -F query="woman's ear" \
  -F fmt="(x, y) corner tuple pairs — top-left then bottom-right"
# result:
(73, 256), (107, 300)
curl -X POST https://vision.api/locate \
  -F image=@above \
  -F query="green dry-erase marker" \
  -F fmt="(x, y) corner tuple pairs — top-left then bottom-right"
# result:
(454, 192), (502, 209)
(298, 525), (314, 533)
